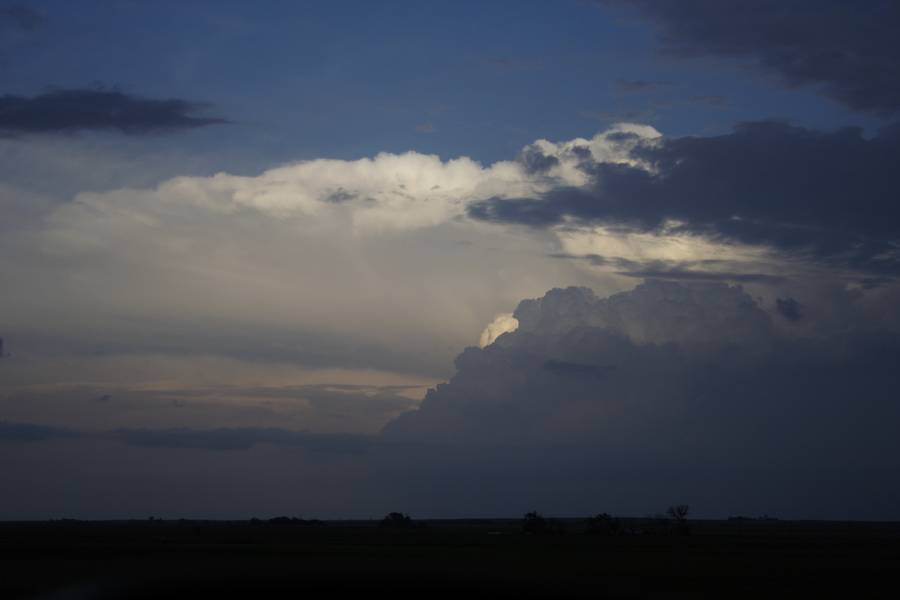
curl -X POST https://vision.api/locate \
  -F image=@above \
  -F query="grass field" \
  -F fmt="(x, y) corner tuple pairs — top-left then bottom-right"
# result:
(2, 518), (899, 598)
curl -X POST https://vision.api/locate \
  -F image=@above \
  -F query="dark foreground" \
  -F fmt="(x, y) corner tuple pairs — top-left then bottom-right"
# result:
(2, 519), (900, 599)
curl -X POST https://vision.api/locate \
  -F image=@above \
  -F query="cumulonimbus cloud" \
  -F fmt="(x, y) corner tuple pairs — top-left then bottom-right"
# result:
(4, 121), (900, 422)
(384, 280), (900, 474)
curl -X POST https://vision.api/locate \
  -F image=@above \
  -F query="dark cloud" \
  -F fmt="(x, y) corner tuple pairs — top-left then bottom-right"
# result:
(470, 121), (900, 274)
(776, 297), (802, 321)
(550, 253), (784, 283)
(543, 359), (614, 379)
(0, 4), (44, 31)
(383, 281), (900, 484)
(518, 144), (560, 174)
(0, 421), (80, 442)
(323, 188), (357, 203)
(617, 268), (783, 284)
(605, 0), (900, 116)
(0, 89), (228, 136)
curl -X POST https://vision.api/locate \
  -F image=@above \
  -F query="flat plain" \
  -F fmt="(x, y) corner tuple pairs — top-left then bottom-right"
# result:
(2, 518), (899, 598)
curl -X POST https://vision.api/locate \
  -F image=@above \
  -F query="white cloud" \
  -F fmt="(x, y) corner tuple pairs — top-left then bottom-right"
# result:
(2, 131), (643, 402)
(557, 222), (770, 266)
(8, 127), (669, 371)
(478, 313), (519, 347)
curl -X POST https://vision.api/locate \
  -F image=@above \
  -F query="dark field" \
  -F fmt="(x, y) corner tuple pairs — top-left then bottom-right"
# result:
(2, 519), (900, 599)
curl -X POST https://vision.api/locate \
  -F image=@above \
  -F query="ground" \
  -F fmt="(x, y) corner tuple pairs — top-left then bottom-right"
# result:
(2, 519), (899, 598)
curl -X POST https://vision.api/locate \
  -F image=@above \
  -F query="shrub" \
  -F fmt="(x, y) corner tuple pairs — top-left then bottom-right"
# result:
(586, 513), (623, 536)
(380, 512), (414, 528)
(522, 511), (549, 535)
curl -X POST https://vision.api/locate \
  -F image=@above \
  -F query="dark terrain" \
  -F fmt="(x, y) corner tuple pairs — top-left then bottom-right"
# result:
(2, 518), (899, 598)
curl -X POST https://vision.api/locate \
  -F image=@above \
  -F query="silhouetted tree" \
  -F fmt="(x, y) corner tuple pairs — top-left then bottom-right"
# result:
(586, 513), (623, 536)
(522, 511), (548, 535)
(667, 504), (690, 536)
(380, 512), (413, 528)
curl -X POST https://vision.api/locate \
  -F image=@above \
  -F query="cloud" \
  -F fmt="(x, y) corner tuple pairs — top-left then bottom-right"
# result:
(4, 280), (900, 519)
(615, 267), (783, 284)
(0, 421), (79, 442)
(0, 354), (434, 434)
(0, 4), (43, 31)
(776, 297), (802, 321)
(383, 281), (900, 480)
(3, 127), (641, 385)
(0, 89), (228, 136)
(604, 0), (900, 116)
(551, 253), (785, 284)
(104, 427), (373, 453)
(379, 280), (900, 517)
(0, 421), (372, 452)
(478, 313), (519, 347)
(469, 121), (900, 275)
(4, 121), (898, 439)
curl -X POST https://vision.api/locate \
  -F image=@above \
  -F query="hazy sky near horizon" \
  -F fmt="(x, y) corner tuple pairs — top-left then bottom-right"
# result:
(2, 0), (900, 519)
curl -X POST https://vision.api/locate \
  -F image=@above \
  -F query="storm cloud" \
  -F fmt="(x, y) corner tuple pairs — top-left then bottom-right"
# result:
(5, 0), (900, 524)
(384, 281), (900, 485)
(605, 0), (900, 116)
(4, 280), (900, 519)
(8, 279), (898, 519)
(0, 89), (228, 136)
(470, 121), (900, 274)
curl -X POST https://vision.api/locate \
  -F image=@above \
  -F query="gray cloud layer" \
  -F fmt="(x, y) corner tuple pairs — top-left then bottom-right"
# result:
(606, 0), (900, 116)
(0, 89), (228, 136)
(470, 121), (900, 274)
(4, 280), (900, 519)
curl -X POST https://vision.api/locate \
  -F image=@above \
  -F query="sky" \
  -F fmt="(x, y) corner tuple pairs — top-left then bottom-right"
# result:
(2, 0), (900, 520)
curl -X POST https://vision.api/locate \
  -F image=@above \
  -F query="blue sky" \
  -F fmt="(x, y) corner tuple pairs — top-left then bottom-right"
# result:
(4, 0), (882, 171)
